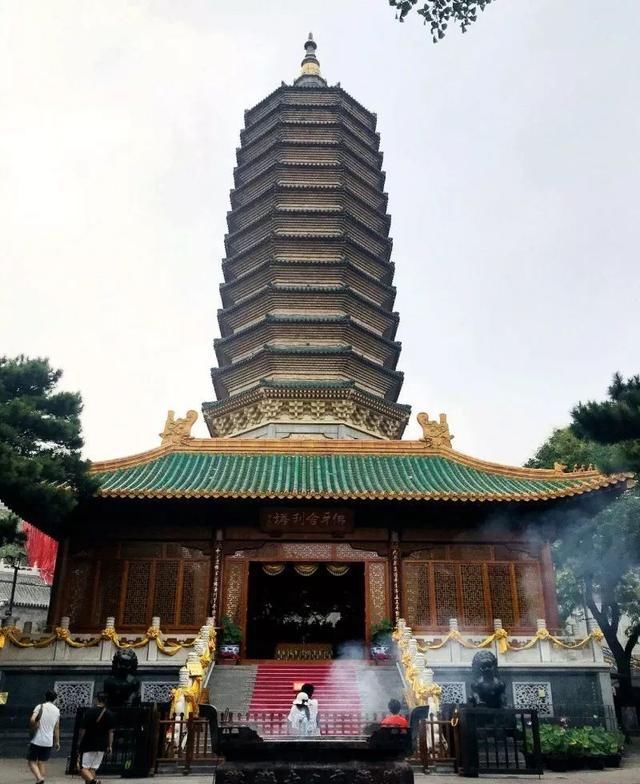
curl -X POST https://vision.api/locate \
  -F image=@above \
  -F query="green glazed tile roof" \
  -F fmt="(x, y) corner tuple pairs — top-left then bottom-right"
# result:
(91, 441), (627, 503)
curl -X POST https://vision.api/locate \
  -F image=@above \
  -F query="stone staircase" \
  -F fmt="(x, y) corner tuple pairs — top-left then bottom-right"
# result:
(207, 661), (404, 717)
(208, 664), (257, 713)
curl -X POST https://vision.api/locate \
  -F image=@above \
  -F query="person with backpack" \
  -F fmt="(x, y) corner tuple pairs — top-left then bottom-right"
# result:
(77, 692), (115, 783)
(28, 690), (60, 784)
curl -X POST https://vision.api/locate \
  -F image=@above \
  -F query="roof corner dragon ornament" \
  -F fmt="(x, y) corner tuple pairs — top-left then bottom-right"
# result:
(160, 410), (198, 446)
(417, 412), (453, 449)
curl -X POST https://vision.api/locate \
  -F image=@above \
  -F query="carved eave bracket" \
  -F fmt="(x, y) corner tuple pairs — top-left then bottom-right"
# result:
(417, 412), (453, 449)
(160, 409), (198, 446)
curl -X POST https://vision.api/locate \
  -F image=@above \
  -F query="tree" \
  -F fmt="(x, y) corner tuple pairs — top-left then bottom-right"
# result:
(525, 427), (626, 475)
(0, 511), (26, 561)
(529, 373), (640, 707)
(572, 372), (640, 474)
(0, 355), (96, 532)
(389, 0), (495, 43)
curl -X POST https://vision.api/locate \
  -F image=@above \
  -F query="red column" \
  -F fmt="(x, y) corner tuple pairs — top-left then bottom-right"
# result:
(539, 541), (560, 631)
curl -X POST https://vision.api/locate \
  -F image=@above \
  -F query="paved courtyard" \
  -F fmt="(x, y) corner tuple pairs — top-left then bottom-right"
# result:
(2, 751), (640, 784)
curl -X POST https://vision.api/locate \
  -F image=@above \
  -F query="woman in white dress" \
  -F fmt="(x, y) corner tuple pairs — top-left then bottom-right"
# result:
(288, 691), (312, 736)
(301, 683), (320, 736)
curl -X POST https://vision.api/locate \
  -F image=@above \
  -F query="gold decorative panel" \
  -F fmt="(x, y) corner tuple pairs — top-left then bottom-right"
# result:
(223, 560), (245, 624)
(367, 561), (387, 627)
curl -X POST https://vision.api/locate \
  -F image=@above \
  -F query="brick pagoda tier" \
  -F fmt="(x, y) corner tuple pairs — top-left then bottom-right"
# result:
(203, 35), (410, 440)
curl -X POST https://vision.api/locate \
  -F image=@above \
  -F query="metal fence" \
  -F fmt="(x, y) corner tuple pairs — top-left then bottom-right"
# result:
(153, 713), (220, 774)
(417, 716), (458, 771)
(456, 707), (542, 777)
(219, 710), (387, 737)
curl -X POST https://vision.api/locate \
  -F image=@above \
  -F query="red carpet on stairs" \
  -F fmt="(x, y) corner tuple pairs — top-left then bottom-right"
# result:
(248, 662), (362, 715)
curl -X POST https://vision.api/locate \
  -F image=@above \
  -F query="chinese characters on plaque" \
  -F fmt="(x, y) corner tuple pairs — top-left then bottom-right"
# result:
(261, 508), (353, 534)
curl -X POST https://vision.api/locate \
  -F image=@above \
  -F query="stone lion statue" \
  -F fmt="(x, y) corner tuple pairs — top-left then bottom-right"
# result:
(469, 650), (506, 709)
(103, 649), (141, 707)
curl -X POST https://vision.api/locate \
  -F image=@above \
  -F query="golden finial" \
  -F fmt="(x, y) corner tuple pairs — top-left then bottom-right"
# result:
(295, 32), (326, 86)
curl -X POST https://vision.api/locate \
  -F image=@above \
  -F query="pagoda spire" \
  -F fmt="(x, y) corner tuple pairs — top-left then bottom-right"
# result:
(294, 33), (327, 87)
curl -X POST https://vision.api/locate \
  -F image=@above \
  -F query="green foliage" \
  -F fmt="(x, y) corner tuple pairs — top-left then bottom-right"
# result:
(389, 0), (494, 43)
(0, 355), (97, 530)
(528, 372), (640, 707)
(538, 724), (569, 756)
(537, 725), (623, 759)
(370, 618), (394, 644)
(0, 511), (26, 561)
(525, 427), (625, 474)
(572, 373), (640, 474)
(221, 615), (242, 645)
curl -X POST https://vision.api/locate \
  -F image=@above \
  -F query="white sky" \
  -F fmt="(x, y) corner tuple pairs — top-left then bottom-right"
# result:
(1, 0), (639, 466)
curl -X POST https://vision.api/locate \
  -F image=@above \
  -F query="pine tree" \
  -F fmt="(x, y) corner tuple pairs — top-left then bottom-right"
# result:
(0, 355), (96, 531)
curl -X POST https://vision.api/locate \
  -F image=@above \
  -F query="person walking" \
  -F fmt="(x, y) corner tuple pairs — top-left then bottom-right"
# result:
(77, 692), (115, 784)
(28, 690), (60, 784)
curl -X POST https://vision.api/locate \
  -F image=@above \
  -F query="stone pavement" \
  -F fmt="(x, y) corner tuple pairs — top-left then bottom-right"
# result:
(2, 754), (640, 784)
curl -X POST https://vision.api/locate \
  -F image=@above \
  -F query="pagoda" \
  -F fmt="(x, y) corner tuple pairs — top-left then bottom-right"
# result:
(203, 35), (410, 440)
(0, 36), (628, 736)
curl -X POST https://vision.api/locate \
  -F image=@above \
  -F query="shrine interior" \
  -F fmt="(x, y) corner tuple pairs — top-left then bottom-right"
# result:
(245, 561), (365, 659)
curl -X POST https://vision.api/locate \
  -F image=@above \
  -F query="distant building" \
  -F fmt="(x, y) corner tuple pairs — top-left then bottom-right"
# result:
(0, 561), (50, 629)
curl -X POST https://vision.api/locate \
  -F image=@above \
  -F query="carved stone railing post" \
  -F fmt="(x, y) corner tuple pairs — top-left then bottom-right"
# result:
(493, 618), (504, 664)
(147, 617), (160, 663)
(449, 618), (460, 664)
(586, 612), (604, 664)
(100, 616), (116, 663)
(537, 618), (551, 663)
(53, 616), (70, 661)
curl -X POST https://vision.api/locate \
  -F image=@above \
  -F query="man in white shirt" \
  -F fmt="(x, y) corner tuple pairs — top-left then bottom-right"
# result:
(28, 690), (60, 784)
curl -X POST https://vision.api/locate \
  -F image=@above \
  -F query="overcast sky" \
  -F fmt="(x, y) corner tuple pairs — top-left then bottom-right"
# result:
(1, 1), (639, 466)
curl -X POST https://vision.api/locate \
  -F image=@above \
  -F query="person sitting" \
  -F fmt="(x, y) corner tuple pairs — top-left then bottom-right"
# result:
(380, 698), (409, 728)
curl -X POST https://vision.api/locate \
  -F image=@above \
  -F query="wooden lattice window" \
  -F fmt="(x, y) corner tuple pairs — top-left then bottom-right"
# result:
(180, 560), (210, 626)
(123, 561), (152, 626)
(403, 562), (430, 627)
(402, 556), (543, 631)
(153, 561), (180, 625)
(487, 563), (515, 628)
(64, 560), (94, 627)
(434, 564), (458, 626)
(63, 541), (211, 630)
(515, 562), (544, 627)
(460, 563), (486, 627)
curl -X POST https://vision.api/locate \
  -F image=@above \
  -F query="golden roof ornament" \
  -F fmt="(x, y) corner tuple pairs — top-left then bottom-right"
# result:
(294, 32), (327, 86)
(160, 410), (198, 446)
(417, 412), (453, 449)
